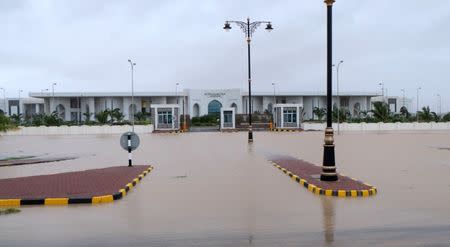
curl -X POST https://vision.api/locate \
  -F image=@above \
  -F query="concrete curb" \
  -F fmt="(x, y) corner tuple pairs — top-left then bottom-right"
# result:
(270, 161), (377, 197)
(152, 130), (185, 134)
(0, 166), (154, 207)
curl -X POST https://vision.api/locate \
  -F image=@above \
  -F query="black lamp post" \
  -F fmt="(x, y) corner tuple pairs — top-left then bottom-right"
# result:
(321, 0), (338, 181)
(223, 17), (273, 143)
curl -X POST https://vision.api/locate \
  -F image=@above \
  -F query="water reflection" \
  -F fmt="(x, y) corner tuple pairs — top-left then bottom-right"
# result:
(321, 197), (336, 245)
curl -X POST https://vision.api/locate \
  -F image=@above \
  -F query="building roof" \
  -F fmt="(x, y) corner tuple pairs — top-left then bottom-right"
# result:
(29, 92), (180, 98)
(29, 90), (380, 98)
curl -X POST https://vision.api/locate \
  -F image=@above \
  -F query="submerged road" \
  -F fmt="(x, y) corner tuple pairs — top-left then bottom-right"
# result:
(0, 131), (449, 246)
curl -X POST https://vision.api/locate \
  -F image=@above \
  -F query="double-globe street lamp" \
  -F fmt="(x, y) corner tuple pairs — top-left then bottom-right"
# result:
(321, 0), (338, 182)
(223, 17), (273, 143)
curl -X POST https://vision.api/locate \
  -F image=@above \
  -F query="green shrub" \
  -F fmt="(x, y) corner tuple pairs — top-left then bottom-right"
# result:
(95, 110), (109, 124)
(0, 113), (15, 132)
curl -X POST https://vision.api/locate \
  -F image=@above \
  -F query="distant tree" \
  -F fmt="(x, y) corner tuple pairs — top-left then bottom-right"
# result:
(83, 112), (93, 124)
(31, 114), (45, 126)
(332, 105), (350, 123)
(371, 102), (391, 122)
(313, 107), (326, 122)
(442, 112), (450, 122)
(109, 108), (124, 123)
(95, 110), (109, 124)
(400, 106), (410, 118)
(0, 112), (13, 131)
(417, 106), (436, 122)
(43, 112), (63, 126)
(134, 111), (148, 121)
(9, 114), (22, 125)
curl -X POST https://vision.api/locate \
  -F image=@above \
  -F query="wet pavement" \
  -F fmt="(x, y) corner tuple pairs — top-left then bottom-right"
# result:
(0, 131), (450, 246)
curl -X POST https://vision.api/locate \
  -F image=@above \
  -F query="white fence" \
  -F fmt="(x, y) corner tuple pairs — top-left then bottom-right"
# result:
(1, 125), (154, 136)
(303, 122), (450, 131)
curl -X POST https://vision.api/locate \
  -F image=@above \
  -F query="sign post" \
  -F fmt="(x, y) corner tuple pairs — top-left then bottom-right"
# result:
(120, 132), (140, 167)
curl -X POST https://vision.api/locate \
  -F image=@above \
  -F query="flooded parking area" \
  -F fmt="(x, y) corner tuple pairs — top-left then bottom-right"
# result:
(0, 131), (450, 247)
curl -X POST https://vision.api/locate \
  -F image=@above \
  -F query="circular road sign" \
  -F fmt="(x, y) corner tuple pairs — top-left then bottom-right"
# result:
(120, 131), (140, 151)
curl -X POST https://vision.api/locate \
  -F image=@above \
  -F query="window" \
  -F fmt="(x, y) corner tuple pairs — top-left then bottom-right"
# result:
(70, 98), (80, 108)
(283, 108), (297, 123)
(158, 111), (172, 124)
(223, 111), (232, 123)
(340, 97), (349, 108)
(208, 100), (222, 115)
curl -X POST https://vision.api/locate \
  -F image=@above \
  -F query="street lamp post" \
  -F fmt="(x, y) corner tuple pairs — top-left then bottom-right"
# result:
(335, 60), (343, 135)
(401, 89), (406, 109)
(175, 83), (179, 104)
(18, 89), (23, 118)
(224, 17), (273, 143)
(416, 87), (421, 122)
(321, 0), (338, 182)
(128, 59), (136, 132)
(272, 82), (276, 104)
(51, 83), (57, 113)
(0, 87), (5, 115)
(436, 94), (442, 116)
(379, 82), (384, 97)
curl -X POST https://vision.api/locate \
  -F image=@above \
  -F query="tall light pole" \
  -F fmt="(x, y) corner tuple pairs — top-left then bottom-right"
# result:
(51, 82), (57, 113)
(18, 89), (23, 117)
(0, 87), (5, 115)
(175, 82), (179, 104)
(321, 0), (338, 182)
(335, 60), (343, 134)
(379, 82), (384, 97)
(416, 87), (421, 122)
(128, 59), (136, 132)
(436, 94), (442, 116)
(400, 89), (405, 109)
(272, 83), (276, 104)
(224, 17), (273, 143)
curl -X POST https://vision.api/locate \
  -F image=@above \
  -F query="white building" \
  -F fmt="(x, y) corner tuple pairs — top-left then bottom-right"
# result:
(0, 97), (44, 118)
(28, 89), (384, 122)
(371, 96), (413, 113)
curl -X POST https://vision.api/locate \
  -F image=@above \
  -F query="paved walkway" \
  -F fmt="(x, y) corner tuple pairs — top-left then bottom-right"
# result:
(269, 155), (374, 193)
(0, 165), (150, 199)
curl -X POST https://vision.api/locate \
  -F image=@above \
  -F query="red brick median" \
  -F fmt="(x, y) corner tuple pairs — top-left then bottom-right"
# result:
(0, 165), (150, 199)
(269, 155), (373, 192)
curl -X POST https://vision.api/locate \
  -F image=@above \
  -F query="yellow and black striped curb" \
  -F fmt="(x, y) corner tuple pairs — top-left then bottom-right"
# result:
(270, 129), (303, 132)
(270, 161), (377, 197)
(153, 129), (185, 134)
(0, 166), (154, 207)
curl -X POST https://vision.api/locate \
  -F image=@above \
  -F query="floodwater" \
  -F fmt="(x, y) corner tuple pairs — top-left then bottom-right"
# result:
(0, 131), (450, 247)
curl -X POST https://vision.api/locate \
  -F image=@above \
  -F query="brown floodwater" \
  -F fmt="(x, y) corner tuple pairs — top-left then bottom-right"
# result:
(0, 131), (450, 247)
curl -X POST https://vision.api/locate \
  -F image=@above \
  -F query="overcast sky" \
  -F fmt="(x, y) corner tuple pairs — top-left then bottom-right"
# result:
(1, 0), (449, 112)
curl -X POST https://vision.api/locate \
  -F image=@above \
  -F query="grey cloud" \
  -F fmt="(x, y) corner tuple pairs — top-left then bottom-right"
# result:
(0, 0), (449, 112)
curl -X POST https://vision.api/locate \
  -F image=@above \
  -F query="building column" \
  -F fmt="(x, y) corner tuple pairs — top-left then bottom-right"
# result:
(154, 106), (158, 130)
(281, 106), (284, 128)
(172, 107), (175, 130)
(297, 106), (300, 128)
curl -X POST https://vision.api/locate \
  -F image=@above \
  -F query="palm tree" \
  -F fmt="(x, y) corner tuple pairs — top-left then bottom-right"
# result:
(313, 107), (326, 122)
(95, 110), (109, 124)
(371, 102), (391, 122)
(417, 106), (437, 122)
(109, 108), (124, 123)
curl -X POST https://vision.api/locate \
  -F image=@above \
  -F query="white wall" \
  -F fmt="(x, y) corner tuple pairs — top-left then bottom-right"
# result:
(1, 125), (154, 136)
(303, 122), (450, 131)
